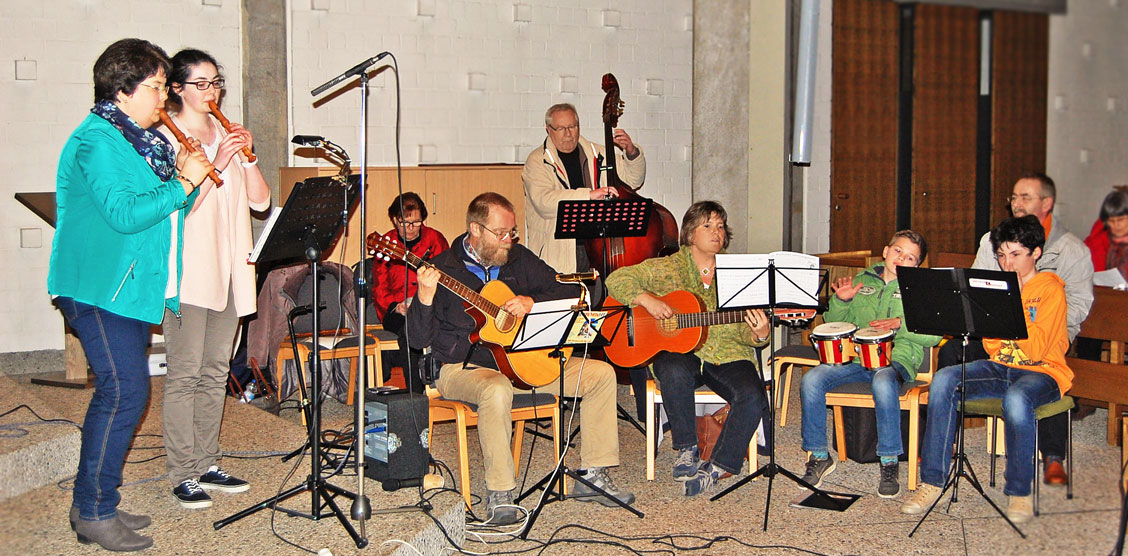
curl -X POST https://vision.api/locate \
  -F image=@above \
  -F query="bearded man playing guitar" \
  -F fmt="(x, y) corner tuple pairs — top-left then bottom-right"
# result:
(605, 201), (773, 496)
(407, 193), (634, 526)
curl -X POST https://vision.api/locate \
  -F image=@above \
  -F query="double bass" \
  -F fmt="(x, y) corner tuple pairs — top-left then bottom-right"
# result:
(584, 73), (679, 277)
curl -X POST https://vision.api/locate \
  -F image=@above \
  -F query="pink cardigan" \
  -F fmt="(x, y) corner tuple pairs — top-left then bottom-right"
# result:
(159, 115), (271, 316)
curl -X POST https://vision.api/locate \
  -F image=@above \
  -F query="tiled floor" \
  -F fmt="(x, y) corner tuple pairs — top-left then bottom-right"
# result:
(1, 362), (1123, 555)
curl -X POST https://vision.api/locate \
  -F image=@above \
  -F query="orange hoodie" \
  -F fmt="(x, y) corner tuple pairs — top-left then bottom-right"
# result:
(983, 271), (1073, 395)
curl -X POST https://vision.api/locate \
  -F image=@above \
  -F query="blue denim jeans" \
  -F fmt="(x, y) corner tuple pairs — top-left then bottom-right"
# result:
(920, 360), (1061, 496)
(56, 297), (152, 521)
(800, 362), (906, 458)
(651, 352), (769, 475)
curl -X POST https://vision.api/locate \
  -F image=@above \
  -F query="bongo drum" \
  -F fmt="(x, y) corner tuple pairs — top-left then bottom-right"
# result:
(809, 322), (857, 365)
(853, 327), (895, 369)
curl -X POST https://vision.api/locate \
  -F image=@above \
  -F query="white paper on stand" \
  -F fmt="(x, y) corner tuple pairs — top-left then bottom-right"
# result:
(248, 207), (283, 264)
(715, 251), (820, 308)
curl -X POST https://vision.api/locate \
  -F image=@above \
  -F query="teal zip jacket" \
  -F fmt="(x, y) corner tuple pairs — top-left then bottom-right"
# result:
(824, 263), (940, 381)
(48, 114), (197, 324)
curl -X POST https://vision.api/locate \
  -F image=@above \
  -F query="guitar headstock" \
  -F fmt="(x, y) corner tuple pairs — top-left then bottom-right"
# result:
(601, 73), (623, 128)
(369, 234), (407, 263)
(775, 308), (818, 328)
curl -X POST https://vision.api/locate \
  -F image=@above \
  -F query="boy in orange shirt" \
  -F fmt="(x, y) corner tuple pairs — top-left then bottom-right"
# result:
(901, 215), (1071, 524)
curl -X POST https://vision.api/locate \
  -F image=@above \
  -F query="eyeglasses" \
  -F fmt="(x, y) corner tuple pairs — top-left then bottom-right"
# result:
(548, 123), (579, 133)
(137, 82), (169, 95)
(1008, 194), (1043, 203)
(398, 220), (424, 229)
(184, 78), (226, 91)
(476, 223), (520, 241)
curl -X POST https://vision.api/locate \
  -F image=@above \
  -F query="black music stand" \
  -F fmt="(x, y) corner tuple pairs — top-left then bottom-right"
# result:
(555, 198), (652, 432)
(898, 267), (1028, 538)
(214, 175), (370, 549)
(514, 295), (643, 538)
(707, 255), (857, 531)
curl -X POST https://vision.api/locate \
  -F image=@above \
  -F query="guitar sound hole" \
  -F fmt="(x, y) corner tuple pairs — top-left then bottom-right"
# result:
(496, 312), (515, 333)
(659, 318), (677, 333)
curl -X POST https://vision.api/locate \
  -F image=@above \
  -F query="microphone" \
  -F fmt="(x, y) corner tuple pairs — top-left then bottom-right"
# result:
(381, 473), (444, 491)
(311, 52), (391, 96)
(291, 134), (325, 146)
(555, 270), (600, 283)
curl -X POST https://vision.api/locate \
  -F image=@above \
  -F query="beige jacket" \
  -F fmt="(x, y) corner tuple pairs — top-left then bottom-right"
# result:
(159, 115), (271, 316)
(521, 135), (645, 273)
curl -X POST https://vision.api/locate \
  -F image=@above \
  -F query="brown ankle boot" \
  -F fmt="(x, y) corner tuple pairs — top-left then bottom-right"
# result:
(74, 515), (153, 552)
(70, 506), (151, 531)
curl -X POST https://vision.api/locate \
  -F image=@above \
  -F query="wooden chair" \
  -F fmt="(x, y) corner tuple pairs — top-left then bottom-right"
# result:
(644, 379), (759, 480)
(275, 325), (401, 407)
(767, 343), (819, 427)
(824, 346), (937, 491)
(963, 396), (1074, 515)
(426, 386), (560, 507)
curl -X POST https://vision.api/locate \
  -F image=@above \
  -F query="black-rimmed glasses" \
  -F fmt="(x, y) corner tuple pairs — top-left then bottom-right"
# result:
(185, 78), (226, 91)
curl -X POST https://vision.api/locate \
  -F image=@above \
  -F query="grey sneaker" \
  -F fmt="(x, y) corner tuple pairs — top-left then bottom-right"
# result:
(571, 467), (636, 507)
(877, 461), (900, 498)
(684, 462), (721, 497)
(799, 455), (836, 490)
(673, 446), (700, 481)
(484, 489), (520, 525)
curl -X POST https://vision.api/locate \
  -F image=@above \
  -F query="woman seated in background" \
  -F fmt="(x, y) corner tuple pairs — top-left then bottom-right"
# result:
(1084, 188), (1128, 279)
(366, 192), (449, 390)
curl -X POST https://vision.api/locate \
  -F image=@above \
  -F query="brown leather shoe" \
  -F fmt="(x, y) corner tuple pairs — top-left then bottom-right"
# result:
(1043, 458), (1068, 486)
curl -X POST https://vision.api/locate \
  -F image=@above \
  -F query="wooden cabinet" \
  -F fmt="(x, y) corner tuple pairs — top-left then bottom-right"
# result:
(278, 164), (525, 267)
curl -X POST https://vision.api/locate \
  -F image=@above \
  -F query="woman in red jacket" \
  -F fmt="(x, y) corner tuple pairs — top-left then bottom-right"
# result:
(1084, 189), (1128, 277)
(366, 192), (448, 389)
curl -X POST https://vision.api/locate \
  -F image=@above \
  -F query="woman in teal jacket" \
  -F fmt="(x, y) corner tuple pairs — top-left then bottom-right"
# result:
(47, 38), (211, 553)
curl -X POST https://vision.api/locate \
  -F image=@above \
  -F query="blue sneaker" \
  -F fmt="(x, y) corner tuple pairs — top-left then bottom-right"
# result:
(673, 446), (700, 481)
(684, 462), (722, 497)
(198, 466), (249, 493)
(173, 480), (213, 509)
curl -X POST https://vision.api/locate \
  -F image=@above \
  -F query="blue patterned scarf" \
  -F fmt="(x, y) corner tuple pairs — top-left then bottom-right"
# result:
(91, 100), (177, 181)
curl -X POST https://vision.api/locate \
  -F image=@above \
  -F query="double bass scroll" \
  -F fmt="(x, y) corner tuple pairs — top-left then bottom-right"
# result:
(583, 73), (679, 278)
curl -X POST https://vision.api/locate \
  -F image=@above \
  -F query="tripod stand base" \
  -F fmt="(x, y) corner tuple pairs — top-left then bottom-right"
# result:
(909, 454), (1025, 538)
(213, 476), (369, 549)
(516, 464), (643, 539)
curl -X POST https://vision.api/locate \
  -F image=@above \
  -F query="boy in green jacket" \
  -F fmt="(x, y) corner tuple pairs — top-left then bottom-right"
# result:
(799, 230), (940, 498)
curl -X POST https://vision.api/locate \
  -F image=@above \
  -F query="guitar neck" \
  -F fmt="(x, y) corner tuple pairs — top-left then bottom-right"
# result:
(674, 309), (812, 330)
(675, 309), (744, 330)
(402, 250), (500, 319)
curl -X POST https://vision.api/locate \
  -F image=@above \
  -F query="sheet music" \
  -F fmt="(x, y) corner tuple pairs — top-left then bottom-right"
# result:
(512, 298), (578, 351)
(1094, 268), (1128, 289)
(715, 251), (820, 308)
(247, 207), (282, 264)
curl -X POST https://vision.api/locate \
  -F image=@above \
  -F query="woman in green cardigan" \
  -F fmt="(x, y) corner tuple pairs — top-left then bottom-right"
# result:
(47, 38), (211, 552)
(605, 201), (772, 496)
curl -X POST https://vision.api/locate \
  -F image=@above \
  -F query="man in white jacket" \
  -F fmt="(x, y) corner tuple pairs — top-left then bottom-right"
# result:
(521, 103), (646, 273)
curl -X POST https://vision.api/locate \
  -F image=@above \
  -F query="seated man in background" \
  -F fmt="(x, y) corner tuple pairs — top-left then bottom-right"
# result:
(903, 215), (1072, 524)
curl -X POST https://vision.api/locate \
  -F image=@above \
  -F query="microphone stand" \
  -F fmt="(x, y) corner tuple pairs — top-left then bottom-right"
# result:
(308, 53), (390, 546)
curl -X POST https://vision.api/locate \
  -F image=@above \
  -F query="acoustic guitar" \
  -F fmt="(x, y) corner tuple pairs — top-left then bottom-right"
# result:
(600, 290), (816, 368)
(369, 235), (570, 389)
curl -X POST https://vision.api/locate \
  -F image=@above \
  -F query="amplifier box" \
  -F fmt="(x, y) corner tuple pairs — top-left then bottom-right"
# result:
(363, 389), (429, 482)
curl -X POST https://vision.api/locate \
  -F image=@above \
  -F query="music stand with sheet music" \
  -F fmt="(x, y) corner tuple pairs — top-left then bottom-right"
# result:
(513, 295), (643, 538)
(707, 252), (857, 531)
(898, 266), (1028, 538)
(215, 175), (369, 547)
(555, 198), (653, 432)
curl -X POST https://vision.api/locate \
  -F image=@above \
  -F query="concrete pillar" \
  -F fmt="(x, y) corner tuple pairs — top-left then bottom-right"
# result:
(242, 0), (287, 204)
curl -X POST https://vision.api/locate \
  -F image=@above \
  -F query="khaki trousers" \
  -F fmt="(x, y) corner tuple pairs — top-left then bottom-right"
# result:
(435, 356), (619, 492)
(162, 295), (239, 486)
